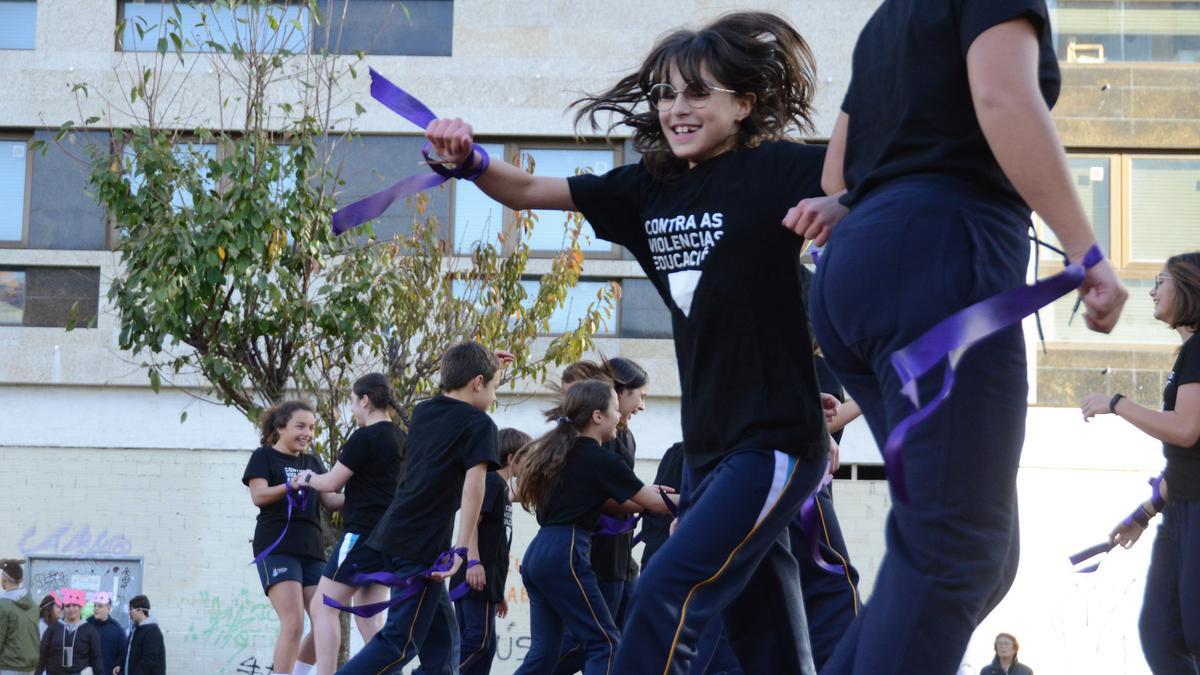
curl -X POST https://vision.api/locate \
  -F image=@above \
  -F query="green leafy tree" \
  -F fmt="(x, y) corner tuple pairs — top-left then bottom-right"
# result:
(48, 0), (617, 665)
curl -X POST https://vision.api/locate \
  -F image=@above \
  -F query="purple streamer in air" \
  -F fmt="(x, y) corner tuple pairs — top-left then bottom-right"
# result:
(1069, 474), (1166, 573)
(250, 486), (309, 565)
(322, 546), (480, 617)
(331, 68), (490, 235)
(884, 244), (1105, 503)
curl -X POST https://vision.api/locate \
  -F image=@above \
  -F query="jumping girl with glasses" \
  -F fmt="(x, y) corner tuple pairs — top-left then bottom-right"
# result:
(426, 11), (832, 673)
(1082, 252), (1200, 672)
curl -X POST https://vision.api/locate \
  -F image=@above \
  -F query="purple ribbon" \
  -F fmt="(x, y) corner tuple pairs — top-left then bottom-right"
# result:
(797, 465), (847, 576)
(594, 514), (640, 537)
(331, 68), (491, 234)
(323, 547), (480, 617)
(885, 244), (1105, 503)
(1069, 474), (1167, 573)
(250, 486), (309, 565)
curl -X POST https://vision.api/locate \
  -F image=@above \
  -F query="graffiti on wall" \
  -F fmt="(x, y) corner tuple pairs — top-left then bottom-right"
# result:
(19, 524), (133, 557)
(186, 588), (277, 669)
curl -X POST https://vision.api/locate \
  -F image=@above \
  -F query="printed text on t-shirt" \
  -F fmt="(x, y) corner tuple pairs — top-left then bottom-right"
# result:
(645, 212), (724, 272)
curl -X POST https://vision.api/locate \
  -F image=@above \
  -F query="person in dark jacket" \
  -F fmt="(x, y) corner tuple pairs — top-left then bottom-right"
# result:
(85, 593), (124, 675)
(980, 633), (1033, 675)
(35, 589), (102, 675)
(119, 595), (164, 675)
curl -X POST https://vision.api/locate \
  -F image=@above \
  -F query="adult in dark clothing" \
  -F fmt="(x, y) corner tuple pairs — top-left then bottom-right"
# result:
(35, 589), (101, 675)
(120, 595), (164, 675)
(640, 443), (684, 569)
(979, 633), (1033, 675)
(790, 1), (1127, 671)
(0, 559), (40, 674)
(85, 593), (125, 675)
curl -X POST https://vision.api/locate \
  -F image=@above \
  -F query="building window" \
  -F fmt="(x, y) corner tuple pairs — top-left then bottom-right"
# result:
(452, 141), (621, 258)
(311, 0), (453, 56)
(122, 140), (219, 212)
(1035, 152), (1200, 345)
(451, 277), (619, 337)
(1049, 1), (1200, 63)
(0, 0), (36, 50)
(0, 267), (100, 328)
(0, 138), (30, 247)
(0, 270), (23, 324)
(119, 1), (309, 53)
(1129, 158), (1200, 264)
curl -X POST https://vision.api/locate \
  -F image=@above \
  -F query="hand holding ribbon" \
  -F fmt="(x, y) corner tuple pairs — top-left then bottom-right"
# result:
(331, 69), (490, 235)
(885, 244), (1106, 503)
(324, 547), (482, 617)
(1070, 474), (1166, 572)
(250, 485), (309, 565)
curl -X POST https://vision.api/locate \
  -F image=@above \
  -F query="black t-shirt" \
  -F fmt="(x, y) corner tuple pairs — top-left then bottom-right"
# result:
(641, 442), (684, 568)
(537, 436), (645, 528)
(366, 396), (500, 564)
(338, 421), (406, 535)
(568, 141), (830, 472)
(840, 0), (1060, 210)
(591, 428), (637, 582)
(1164, 335), (1200, 501)
(451, 471), (512, 602)
(241, 447), (328, 560)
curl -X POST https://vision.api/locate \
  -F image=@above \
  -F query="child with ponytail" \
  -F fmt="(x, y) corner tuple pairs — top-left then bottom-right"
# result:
(513, 381), (674, 675)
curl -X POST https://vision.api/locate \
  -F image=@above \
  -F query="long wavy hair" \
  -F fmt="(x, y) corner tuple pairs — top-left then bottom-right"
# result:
(572, 11), (818, 180)
(515, 380), (615, 514)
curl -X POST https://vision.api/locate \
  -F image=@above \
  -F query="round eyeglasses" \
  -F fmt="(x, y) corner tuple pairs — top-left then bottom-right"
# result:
(647, 83), (738, 112)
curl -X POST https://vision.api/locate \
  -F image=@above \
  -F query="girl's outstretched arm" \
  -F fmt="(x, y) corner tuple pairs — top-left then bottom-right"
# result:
(1082, 383), (1200, 448)
(426, 118), (576, 211)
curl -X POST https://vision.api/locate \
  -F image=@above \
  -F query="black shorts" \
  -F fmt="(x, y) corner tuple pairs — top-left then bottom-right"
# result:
(322, 531), (389, 586)
(255, 553), (325, 594)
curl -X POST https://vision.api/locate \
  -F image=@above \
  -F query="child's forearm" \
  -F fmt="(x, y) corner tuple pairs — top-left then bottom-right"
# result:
(456, 464), (487, 557)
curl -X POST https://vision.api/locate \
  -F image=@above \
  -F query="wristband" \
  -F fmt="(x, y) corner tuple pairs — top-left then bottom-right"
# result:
(1109, 393), (1125, 414)
(304, 471), (313, 485)
(1149, 475), (1167, 512)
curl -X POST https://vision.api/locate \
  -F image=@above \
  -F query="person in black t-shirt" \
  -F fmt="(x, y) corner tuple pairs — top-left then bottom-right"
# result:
(512, 381), (676, 675)
(1081, 252), (1200, 671)
(551, 358), (649, 675)
(288, 373), (405, 675)
(453, 427), (527, 675)
(425, 14), (832, 673)
(337, 341), (506, 675)
(242, 400), (342, 675)
(780, 2), (1128, 672)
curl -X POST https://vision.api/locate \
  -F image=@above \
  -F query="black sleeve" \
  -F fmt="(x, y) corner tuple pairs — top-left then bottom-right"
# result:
(652, 444), (684, 490)
(241, 448), (271, 486)
(462, 416), (500, 471)
(566, 162), (648, 250)
(595, 452), (645, 504)
(1178, 339), (1200, 387)
(147, 628), (166, 675)
(957, 0), (1050, 58)
(774, 142), (827, 200)
(338, 428), (371, 472)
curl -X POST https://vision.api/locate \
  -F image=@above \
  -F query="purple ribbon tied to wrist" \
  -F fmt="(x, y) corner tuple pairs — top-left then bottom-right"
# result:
(323, 547), (481, 617)
(885, 243), (1105, 503)
(330, 68), (491, 235)
(1069, 473), (1166, 573)
(250, 485), (309, 565)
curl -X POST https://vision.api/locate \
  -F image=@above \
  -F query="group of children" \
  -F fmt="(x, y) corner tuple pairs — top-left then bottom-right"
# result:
(241, 1), (1156, 673)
